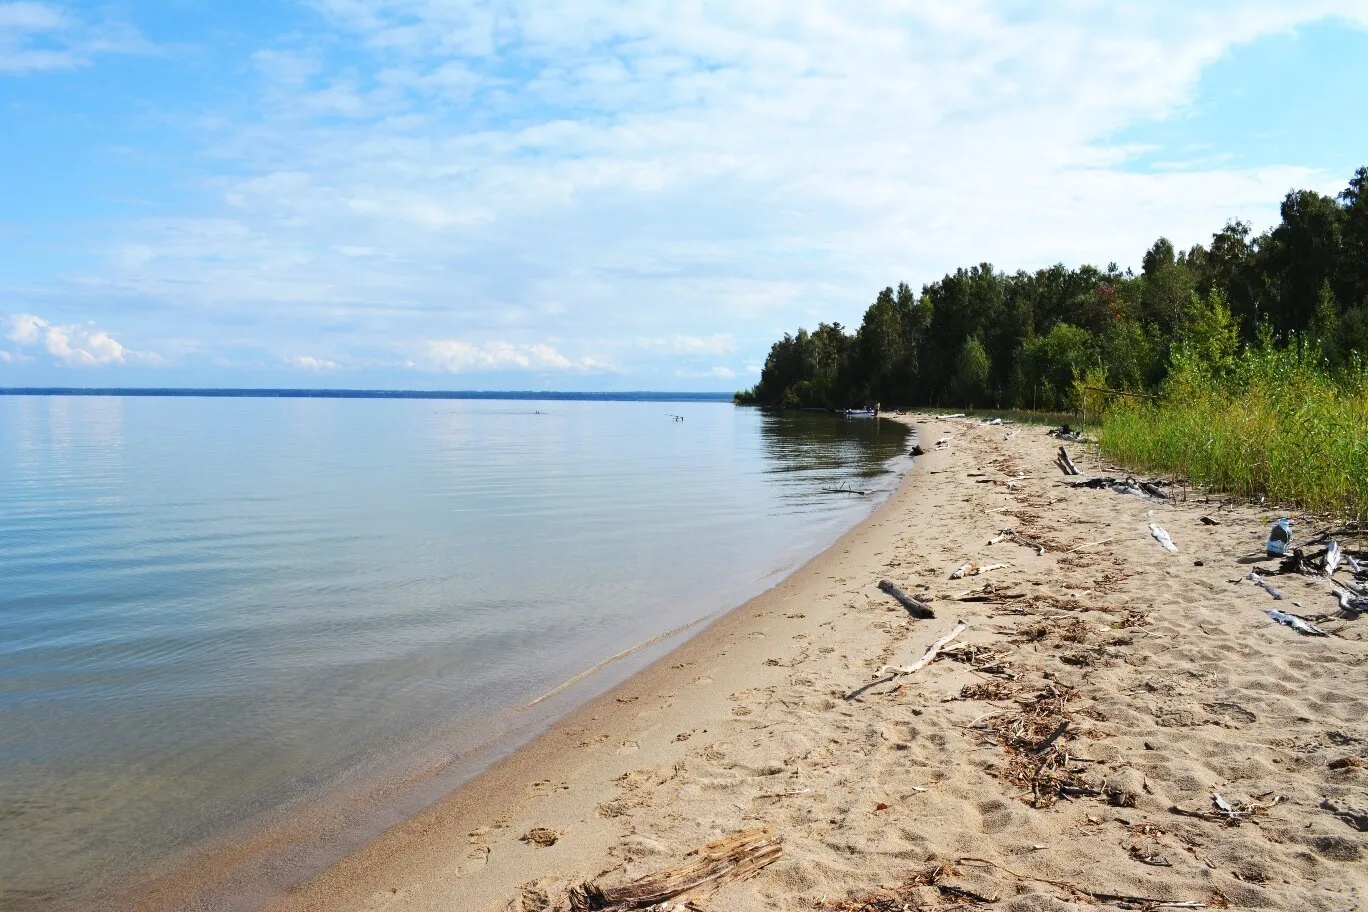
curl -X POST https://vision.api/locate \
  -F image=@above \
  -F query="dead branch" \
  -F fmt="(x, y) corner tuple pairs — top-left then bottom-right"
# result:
(880, 621), (968, 676)
(568, 827), (782, 911)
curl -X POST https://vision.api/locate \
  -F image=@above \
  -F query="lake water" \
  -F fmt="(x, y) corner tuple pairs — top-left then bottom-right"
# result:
(0, 396), (909, 910)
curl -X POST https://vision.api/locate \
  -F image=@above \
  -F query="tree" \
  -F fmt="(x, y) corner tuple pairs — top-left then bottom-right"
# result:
(952, 337), (991, 406)
(1177, 288), (1239, 373)
(1338, 167), (1368, 311)
(1256, 189), (1344, 335)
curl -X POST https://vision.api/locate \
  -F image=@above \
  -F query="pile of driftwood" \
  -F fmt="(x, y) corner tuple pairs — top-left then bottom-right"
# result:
(1247, 531), (1368, 621)
(1065, 475), (1170, 499)
(975, 683), (1096, 809)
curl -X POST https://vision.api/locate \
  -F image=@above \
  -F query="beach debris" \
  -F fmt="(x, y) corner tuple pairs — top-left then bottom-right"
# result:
(957, 857), (1207, 908)
(1265, 518), (1293, 558)
(825, 864), (999, 910)
(1126, 843), (1172, 867)
(991, 528), (1047, 556)
(1047, 424), (1081, 440)
(1147, 512), (1178, 553)
(568, 827), (781, 912)
(1055, 446), (1080, 476)
(1266, 609), (1327, 636)
(1326, 540), (1343, 577)
(1169, 792), (1281, 826)
(1320, 798), (1368, 832)
(876, 579), (935, 619)
(1066, 476), (1116, 489)
(950, 562), (1005, 579)
(1065, 537), (1113, 553)
(985, 417), (1003, 425)
(1330, 582), (1368, 616)
(1246, 572), (1284, 600)
(821, 485), (870, 496)
(909, 444), (925, 456)
(522, 827), (564, 848)
(1200, 516), (1221, 525)
(880, 620), (968, 676)
(935, 435), (952, 450)
(1139, 481), (1169, 499)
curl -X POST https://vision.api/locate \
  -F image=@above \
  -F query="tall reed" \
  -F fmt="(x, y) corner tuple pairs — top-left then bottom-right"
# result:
(1097, 342), (1368, 520)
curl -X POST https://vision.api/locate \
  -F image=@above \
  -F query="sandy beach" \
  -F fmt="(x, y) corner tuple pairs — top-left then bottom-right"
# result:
(254, 415), (1368, 912)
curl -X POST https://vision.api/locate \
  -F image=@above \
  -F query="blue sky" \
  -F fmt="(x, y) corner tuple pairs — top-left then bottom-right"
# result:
(2, 2), (1367, 390)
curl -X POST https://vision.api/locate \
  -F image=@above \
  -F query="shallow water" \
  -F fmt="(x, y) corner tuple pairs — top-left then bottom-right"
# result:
(0, 397), (908, 909)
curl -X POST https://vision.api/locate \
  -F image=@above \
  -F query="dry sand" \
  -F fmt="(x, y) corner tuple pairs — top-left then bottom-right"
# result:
(258, 416), (1368, 912)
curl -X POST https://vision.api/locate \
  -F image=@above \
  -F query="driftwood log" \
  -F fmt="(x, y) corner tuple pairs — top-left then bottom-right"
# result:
(877, 579), (935, 619)
(880, 620), (968, 676)
(1055, 446), (1080, 476)
(569, 827), (782, 911)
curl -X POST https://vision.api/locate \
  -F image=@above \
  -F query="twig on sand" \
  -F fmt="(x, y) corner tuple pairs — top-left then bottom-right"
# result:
(950, 562), (1005, 580)
(879, 621), (968, 676)
(1246, 572), (1284, 600)
(1065, 537), (1113, 553)
(956, 857), (1206, 908)
(992, 528), (1047, 556)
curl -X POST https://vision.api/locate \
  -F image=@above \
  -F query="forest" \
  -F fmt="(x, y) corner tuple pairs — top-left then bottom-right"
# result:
(736, 166), (1368, 411)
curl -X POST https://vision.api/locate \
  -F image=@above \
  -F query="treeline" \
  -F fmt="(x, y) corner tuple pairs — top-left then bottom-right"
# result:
(737, 166), (1368, 410)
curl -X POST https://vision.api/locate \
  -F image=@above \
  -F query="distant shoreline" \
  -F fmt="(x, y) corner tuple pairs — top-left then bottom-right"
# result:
(0, 388), (734, 402)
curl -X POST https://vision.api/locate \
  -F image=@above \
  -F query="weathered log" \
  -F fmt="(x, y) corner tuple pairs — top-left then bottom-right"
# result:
(877, 579), (935, 619)
(1056, 446), (1080, 476)
(568, 827), (782, 911)
(880, 620), (968, 676)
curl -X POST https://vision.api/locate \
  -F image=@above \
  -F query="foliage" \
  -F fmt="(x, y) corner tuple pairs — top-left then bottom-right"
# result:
(951, 337), (990, 406)
(737, 165), (1368, 412)
(1099, 341), (1368, 519)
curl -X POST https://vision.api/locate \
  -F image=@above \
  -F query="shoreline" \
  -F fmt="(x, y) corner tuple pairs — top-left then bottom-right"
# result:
(114, 421), (916, 912)
(152, 415), (1368, 911)
(251, 420), (936, 912)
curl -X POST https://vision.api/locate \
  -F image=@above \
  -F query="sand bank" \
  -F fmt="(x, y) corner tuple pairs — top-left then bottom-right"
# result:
(258, 415), (1368, 912)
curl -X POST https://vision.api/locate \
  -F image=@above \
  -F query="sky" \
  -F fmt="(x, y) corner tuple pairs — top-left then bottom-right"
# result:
(2, 2), (1368, 391)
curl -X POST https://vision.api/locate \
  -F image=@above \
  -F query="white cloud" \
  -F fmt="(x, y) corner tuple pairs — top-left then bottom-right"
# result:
(10, 3), (1368, 384)
(0, 349), (12, 362)
(637, 333), (736, 356)
(674, 365), (742, 380)
(289, 354), (341, 370)
(423, 339), (609, 373)
(0, 2), (148, 73)
(3, 313), (157, 366)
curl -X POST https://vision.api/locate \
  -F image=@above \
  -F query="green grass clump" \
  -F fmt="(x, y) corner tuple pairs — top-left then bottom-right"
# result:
(1097, 342), (1368, 520)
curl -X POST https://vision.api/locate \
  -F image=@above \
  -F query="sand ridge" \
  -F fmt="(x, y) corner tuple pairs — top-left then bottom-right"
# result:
(262, 416), (1368, 912)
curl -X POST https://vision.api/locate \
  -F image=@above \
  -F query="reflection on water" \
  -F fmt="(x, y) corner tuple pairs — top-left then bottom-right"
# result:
(0, 398), (908, 910)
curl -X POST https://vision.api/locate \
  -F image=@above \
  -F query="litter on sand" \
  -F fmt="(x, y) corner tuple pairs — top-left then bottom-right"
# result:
(1147, 512), (1178, 554)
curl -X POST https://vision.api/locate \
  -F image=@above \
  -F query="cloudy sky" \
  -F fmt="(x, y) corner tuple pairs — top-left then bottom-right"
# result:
(3, 2), (1367, 390)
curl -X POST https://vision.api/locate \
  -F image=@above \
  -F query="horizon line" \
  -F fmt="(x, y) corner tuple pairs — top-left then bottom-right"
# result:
(0, 387), (738, 402)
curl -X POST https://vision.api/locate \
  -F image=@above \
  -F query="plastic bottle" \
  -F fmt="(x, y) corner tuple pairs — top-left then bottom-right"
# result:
(1265, 518), (1292, 558)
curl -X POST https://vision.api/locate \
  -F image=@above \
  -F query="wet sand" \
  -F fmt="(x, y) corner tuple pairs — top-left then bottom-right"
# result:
(251, 415), (1368, 911)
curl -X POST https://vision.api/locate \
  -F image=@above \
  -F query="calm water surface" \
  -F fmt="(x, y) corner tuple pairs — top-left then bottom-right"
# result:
(0, 397), (909, 909)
